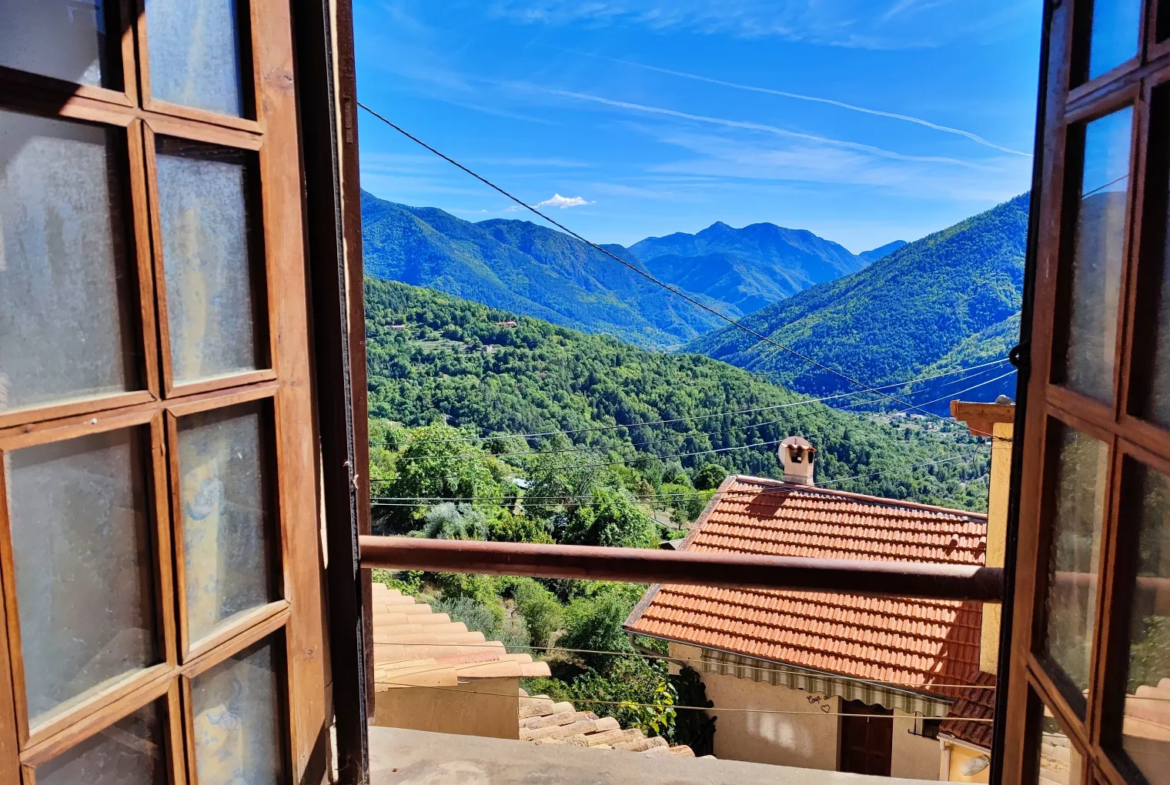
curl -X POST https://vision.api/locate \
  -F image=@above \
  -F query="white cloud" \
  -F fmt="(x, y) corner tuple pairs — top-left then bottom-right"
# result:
(562, 51), (1030, 157)
(531, 194), (594, 209)
(486, 0), (1034, 48)
(525, 85), (993, 169)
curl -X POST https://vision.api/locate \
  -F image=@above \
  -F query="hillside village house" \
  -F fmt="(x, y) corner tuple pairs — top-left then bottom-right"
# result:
(623, 436), (993, 779)
(1, 0), (1169, 784)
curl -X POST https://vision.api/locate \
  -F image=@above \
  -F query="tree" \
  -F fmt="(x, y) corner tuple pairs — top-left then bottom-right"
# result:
(558, 588), (639, 672)
(418, 503), (488, 540)
(560, 487), (656, 549)
(511, 578), (564, 649)
(692, 463), (726, 491)
(375, 422), (507, 534)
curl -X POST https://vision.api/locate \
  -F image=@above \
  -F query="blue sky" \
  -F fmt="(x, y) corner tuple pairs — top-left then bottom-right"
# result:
(353, 0), (1041, 252)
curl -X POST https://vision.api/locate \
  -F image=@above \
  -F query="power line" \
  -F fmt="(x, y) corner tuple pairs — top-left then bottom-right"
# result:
(375, 359), (1011, 458)
(368, 452), (988, 505)
(357, 101), (1013, 442)
(370, 359), (1011, 448)
(369, 638), (998, 690)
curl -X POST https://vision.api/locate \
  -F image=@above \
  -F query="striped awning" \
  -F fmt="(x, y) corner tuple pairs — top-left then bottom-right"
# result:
(698, 648), (954, 719)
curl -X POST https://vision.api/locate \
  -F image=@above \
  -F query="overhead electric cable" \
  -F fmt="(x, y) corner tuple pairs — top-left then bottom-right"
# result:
(356, 102), (1013, 443)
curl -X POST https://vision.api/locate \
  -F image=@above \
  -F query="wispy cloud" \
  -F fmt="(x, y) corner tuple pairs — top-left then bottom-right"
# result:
(524, 85), (993, 169)
(532, 193), (594, 209)
(561, 51), (1030, 157)
(487, 0), (1034, 48)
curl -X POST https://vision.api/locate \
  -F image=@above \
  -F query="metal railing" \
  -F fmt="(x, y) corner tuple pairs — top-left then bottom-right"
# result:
(358, 536), (1004, 602)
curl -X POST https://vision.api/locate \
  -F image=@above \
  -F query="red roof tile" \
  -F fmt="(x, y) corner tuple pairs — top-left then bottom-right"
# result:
(625, 476), (989, 699)
(938, 671), (996, 748)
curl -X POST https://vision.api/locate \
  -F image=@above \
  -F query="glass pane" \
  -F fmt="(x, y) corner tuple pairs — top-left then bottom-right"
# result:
(144, 0), (246, 116)
(178, 401), (277, 644)
(1042, 426), (1108, 703)
(36, 699), (169, 785)
(192, 637), (284, 785)
(1087, 0), (1142, 81)
(4, 428), (159, 727)
(0, 111), (139, 413)
(1036, 713), (1086, 785)
(1115, 463), (1170, 783)
(1147, 148), (1170, 425)
(1064, 108), (1132, 404)
(156, 138), (264, 385)
(0, 0), (114, 87)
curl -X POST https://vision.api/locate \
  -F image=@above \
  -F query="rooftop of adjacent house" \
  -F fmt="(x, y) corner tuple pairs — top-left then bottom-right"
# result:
(371, 582), (695, 756)
(371, 582), (551, 686)
(939, 670), (997, 750)
(624, 475), (989, 700)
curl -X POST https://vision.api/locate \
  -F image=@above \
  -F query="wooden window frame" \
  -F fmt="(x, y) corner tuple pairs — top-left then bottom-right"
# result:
(0, 411), (178, 750)
(0, 0), (334, 779)
(164, 385), (287, 662)
(1005, 0), (1170, 783)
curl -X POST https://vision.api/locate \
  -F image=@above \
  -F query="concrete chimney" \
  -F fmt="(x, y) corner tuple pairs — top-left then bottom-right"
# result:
(780, 436), (816, 486)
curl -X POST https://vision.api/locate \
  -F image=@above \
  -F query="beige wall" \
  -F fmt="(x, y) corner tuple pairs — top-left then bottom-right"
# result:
(672, 644), (841, 770)
(892, 710), (942, 780)
(981, 420), (1013, 674)
(373, 678), (520, 740)
(943, 740), (992, 783)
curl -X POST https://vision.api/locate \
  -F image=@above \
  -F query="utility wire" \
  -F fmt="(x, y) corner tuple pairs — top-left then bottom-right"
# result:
(368, 452), (987, 505)
(378, 363), (1011, 463)
(357, 102), (1012, 443)
(371, 678), (994, 721)
(370, 639), (997, 690)
(370, 358), (1011, 448)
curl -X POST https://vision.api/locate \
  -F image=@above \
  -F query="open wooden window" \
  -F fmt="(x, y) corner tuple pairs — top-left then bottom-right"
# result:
(1006, 0), (1170, 783)
(0, 0), (328, 781)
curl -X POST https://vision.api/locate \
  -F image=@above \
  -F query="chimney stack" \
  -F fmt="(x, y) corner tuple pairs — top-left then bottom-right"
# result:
(780, 436), (816, 486)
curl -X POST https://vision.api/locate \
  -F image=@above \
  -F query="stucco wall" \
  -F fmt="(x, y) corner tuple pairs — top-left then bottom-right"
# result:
(981, 420), (1013, 674)
(891, 710), (942, 780)
(372, 678), (520, 740)
(944, 741), (992, 782)
(671, 644), (841, 771)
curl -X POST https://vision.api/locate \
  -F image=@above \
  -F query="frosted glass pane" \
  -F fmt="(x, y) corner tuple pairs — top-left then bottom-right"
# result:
(1146, 167), (1170, 426)
(1064, 108), (1131, 404)
(1088, 0), (1142, 81)
(178, 402), (277, 644)
(1042, 426), (1108, 705)
(156, 138), (263, 385)
(145, 0), (245, 116)
(0, 110), (139, 413)
(0, 0), (112, 87)
(4, 428), (159, 727)
(1116, 464), (1170, 783)
(192, 638), (284, 785)
(36, 700), (169, 785)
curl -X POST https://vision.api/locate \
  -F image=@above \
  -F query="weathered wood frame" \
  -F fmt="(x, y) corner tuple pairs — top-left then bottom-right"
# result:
(0, 0), (330, 779)
(1004, 0), (1170, 783)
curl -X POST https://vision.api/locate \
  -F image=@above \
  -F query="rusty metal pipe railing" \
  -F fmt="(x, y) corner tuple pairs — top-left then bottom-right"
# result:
(359, 536), (1004, 602)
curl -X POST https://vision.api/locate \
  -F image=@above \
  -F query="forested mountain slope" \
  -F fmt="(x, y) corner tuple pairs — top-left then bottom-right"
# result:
(629, 221), (869, 315)
(360, 191), (727, 347)
(366, 280), (991, 512)
(686, 194), (1030, 408)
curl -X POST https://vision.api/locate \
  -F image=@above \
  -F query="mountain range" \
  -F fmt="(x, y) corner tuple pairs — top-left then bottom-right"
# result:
(686, 193), (1030, 407)
(360, 190), (898, 347)
(361, 189), (1029, 411)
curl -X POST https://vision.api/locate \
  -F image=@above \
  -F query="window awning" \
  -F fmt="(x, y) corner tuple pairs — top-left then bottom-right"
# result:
(697, 648), (955, 719)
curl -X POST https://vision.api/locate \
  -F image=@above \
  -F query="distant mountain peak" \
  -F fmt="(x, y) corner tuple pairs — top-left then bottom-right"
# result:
(859, 240), (909, 264)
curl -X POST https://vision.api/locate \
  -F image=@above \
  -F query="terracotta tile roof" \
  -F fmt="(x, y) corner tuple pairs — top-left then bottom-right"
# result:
(370, 582), (551, 690)
(939, 671), (996, 749)
(518, 690), (695, 757)
(625, 476), (989, 700)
